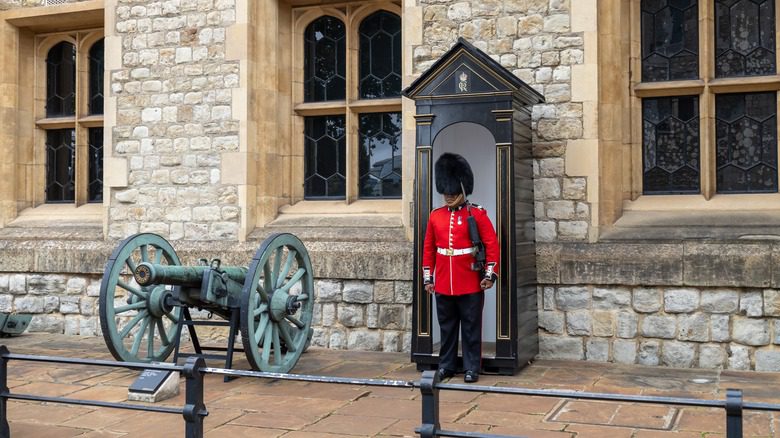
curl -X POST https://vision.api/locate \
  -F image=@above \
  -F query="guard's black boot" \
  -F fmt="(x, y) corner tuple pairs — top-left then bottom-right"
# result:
(464, 370), (479, 383)
(437, 368), (455, 380)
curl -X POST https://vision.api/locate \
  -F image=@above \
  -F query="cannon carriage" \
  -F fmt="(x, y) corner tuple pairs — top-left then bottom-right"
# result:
(98, 232), (314, 374)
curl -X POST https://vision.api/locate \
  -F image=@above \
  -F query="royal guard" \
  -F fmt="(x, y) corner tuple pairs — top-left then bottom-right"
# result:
(422, 153), (499, 383)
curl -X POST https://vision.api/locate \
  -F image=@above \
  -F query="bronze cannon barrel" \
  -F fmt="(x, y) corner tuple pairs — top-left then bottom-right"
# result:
(134, 262), (248, 287)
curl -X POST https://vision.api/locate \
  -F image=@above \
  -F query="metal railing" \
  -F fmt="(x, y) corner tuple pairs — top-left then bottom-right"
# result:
(0, 346), (778, 438)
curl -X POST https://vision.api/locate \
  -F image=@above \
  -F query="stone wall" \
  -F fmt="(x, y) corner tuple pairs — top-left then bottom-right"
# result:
(538, 285), (780, 371)
(414, 0), (590, 242)
(0, 0), (90, 9)
(108, 0), (243, 241)
(0, 271), (414, 353)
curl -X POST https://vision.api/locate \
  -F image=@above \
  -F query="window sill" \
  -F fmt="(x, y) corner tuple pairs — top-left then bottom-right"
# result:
(0, 204), (102, 240)
(601, 195), (780, 241)
(251, 200), (406, 242)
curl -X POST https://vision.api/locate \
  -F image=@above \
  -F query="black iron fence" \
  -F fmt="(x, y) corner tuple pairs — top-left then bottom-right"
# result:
(0, 346), (777, 438)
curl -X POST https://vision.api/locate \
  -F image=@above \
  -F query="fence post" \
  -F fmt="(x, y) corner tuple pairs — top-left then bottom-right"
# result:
(725, 388), (743, 438)
(0, 346), (8, 438)
(182, 356), (207, 438)
(418, 370), (440, 438)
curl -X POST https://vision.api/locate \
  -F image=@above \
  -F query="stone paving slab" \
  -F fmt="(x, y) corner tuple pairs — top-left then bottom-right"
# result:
(0, 334), (779, 437)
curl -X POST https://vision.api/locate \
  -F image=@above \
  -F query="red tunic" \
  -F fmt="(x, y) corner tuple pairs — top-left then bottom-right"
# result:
(422, 203), (499, 295)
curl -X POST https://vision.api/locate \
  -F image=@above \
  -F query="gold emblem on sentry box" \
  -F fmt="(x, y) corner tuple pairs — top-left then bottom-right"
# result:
(458, 71), (469, 92)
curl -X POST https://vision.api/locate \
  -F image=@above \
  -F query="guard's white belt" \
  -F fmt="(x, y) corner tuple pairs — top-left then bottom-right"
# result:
(437, 247), (476, 256)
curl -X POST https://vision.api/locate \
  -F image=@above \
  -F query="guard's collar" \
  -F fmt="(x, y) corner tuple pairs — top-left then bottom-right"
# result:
(447, 202), (467, 212)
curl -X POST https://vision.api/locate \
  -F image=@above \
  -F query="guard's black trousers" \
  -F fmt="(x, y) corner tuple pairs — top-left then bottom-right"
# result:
(436, 292), (484, 373)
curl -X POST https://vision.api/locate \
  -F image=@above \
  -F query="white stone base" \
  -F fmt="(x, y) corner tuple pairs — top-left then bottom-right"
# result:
(127, 370), (180, 403)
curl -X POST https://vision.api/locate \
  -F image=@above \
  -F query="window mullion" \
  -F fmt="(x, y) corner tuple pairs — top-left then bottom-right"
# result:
(346, 7), (358, 204)
(700, 0), (715, 199)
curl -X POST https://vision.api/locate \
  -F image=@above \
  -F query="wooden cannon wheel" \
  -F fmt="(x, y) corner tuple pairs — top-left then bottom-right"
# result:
(241, 233), (314, 373)
(99, 234), (183, 363)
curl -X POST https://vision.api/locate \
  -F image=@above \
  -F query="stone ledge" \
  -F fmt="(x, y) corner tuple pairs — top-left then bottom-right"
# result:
(539, 241), (779, 288)
(0, 236), (413, 281)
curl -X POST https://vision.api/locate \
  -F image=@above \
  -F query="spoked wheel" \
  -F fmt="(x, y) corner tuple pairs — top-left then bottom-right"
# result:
(241, 233), (314, 373)
(99, 233), (182, 363)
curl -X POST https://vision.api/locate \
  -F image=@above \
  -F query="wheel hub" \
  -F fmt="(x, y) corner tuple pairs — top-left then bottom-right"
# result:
(269, 291), (291, 322)
(147, 286), (173, 318)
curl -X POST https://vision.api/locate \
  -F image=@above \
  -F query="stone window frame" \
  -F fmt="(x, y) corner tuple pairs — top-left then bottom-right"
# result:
(35, 30), (105, 207)
(291, 2), (403, 207)
(628, 1), (780, 207)
(597, 1), (780, 232)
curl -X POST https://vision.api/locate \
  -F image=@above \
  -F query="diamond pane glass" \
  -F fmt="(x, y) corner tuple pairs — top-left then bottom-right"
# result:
(641, 0), (699, 81)
(642, 96), (700, 194)
(304, 115), (346, 199)
(46, 42), (76, 117)
(358, 112), (402, 198)
(304, 16), (346, 102)
(88, 127), (103, 202)
(46, 129), (75, 202)
(716, 0), (776, 77)
(359, 11), (401, 99)
(716, 92), (778, 193)
(89, 39), (104, 115)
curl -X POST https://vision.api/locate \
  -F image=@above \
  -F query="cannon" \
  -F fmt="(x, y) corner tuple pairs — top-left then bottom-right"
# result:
(98, 233), (314, 373)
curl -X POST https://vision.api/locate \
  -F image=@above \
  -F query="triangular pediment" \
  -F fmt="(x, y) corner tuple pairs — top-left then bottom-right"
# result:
(403, 38), (544, 103)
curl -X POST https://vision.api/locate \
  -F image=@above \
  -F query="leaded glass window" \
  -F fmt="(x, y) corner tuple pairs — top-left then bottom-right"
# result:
(304, 16), (346, 102)
(46, 129), (75, 202)
(715, 0), (776, 77)
(89, 39), (104, 115)
(642, 96), (700, 194)
(359, 11), (401, 99)
(299, 8), (402, 201)
(641, 0), (698, 82)
(716, 92), (778, 193)
(46, 41), (76, 117)
(88, 127), (103, 202)
(304, 115), (346, 199)
(359, 112), (402, 198)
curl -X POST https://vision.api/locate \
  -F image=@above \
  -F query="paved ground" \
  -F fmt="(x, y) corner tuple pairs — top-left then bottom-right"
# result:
(0, 334), (778, 437)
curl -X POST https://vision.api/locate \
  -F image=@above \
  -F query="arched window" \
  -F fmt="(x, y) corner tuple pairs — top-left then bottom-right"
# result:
(40, 34), (104, 204)
(298, 8), (402, 200)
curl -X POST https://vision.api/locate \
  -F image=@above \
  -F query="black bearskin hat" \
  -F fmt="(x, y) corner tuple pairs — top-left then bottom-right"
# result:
(435, 153), (473, 195)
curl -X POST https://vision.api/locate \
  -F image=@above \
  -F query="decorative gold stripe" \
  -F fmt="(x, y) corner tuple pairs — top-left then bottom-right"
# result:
(416, 149), (431, 337)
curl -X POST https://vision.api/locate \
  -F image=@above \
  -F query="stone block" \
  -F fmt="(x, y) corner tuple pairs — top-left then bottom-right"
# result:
(555, 286), (590, 310)
(543, 286), (555, 310)
(593, 287), (631, 310)
(566, 310), (591, 336)
(684, 243), (771, 287)
(664, 289), (699, 313)
(733, 317), (770, 346)
(701, 290), (739, 314)
(27, 275), (67, 295)
(638, 341), (660, 366)
(728, 344), (750, 370)
(559, 243), (683, 286)
(28, 315), (64, 334)
(366, 304), (378, 329)
(329, 329), (346, 349)
(382, 331), (401, 353)
(536, 244), (561, 284)
(0, 295), (11, 313)
(395, 281), (413, 304)
(616, 311), (637, 339)
(538, 335), (583, 360)
(79, 317), (97, 337)
(15, 297), (44, 313)
(592, 311), (614, 337)
(641, 315), (676, 339)
(586, 338), (609, 362)
(612, 339), (636, 364)
(60, 297), (80, 315)
(539, 311), (564, 334)
(755, 350), (780, 372)
(337, 304), (364, 328)
(374, 281), (394, 303)
(316, 280), (341, 303)
(0, 276), (8, 293)
(65, 278), (88, 295)
(764, 289), (780, 316)
(311, 328), (329, 347)
(64, 316), (80, 336)
(633, 288), (661, 313)
(662, 341), (696, 368)
(378, 305), (405, 330)
(44, 296), (59, 313)
(347, 330), (381, 351)
(740, 291), (763, 317)
(678, 314), (709, 342)
(536, 221), (556, 242)
(711, 315), (730, 342)
(699, 345), (726, 369)
(558, 221), (588, 240)
(343, 281), (373, 303)
(321, 304), (336, 326)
